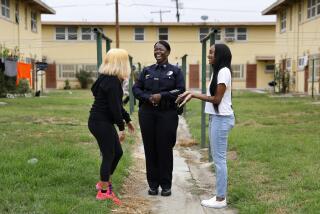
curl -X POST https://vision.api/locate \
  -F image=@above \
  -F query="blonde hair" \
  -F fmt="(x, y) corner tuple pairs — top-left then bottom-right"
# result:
(99, 48), (131, 79)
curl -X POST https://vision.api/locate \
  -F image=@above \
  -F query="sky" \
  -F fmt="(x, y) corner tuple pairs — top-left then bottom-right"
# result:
(41, 0), (277, 23)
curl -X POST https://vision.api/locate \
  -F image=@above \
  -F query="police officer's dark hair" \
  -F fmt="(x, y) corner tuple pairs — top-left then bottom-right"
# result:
(154, 40), (171, 53)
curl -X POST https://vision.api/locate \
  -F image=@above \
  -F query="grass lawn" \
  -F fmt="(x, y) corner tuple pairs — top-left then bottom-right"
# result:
(0, 90), (135, 213)
(185, 91), (320, 214)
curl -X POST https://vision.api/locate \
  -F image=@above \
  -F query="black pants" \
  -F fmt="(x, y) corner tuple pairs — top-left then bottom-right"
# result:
(88, 119), (123, 182)
(139, 106), (179, 189)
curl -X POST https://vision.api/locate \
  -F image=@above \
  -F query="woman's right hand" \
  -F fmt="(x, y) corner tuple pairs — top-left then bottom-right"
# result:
(176, 91), (194, 107)
(119, 131), (125, 143)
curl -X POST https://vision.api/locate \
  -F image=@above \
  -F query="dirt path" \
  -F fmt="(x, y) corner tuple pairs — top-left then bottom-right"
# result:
(113, 116), (237, 214)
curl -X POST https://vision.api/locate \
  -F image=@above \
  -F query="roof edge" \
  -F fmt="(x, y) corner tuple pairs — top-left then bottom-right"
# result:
(262, 0), (287, 15)
(32, 0), (55, 14)
(41, 21), (276, 26)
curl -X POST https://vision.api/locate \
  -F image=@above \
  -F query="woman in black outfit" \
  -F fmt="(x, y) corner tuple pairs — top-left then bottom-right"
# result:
(132, 41), (185, 197)
(88, 48), (134, 205)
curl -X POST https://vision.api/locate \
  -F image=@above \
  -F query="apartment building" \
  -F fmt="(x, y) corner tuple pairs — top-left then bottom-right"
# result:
(263, 0), (320, 94)
(41, 21), (276, 90)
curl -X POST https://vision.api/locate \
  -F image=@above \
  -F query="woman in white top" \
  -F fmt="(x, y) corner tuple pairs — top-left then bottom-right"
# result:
(176, 44), (235, 209)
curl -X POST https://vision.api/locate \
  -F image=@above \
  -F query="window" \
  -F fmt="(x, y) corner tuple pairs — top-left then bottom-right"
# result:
(59, 64), (77, 79)
(1, 0), (10, 18)
(225, 28), (247, 41)
(56, 27), (66, 40)
(298, 56), (308, 70)
(307, 0), (319, 18)
(81, 27), (103, 40)
(237, 28), (247, 40)
(159, 28), (168, 40)
(83, 64), (98, 78)
(31, 11), (37, 32)
(56, 27), (79, 40)
(15, 1), (19, 23)
(81, 27), (93, 40)
(199, 27), (209, 41)
(67, 27), (78, 40)
(134, 27), (144, 41)
(215, 28), (221, 41)
(265, 64), (275, 73)
(280, 10), (286, 32)
(225, 28), (235, 39)
(199, 28), (221, 41)
(231, 64), (244, 79)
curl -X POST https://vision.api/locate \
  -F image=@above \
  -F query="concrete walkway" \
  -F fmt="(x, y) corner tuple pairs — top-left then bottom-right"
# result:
(115, 116), (237, 214)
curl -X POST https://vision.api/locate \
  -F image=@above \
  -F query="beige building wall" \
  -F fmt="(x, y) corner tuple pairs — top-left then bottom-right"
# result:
(42, 22), (276, 90)
(0, 0), (54, 62)
(264, 0), (320, 95)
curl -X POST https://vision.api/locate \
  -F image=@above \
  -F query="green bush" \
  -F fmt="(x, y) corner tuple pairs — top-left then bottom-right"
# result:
(76, 69), (93, 89)
(63, 79), (71, 90)
(16, 79), (31, 94)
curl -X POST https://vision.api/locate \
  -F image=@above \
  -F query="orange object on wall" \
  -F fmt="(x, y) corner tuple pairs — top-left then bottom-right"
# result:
(16, 62), (32, 86)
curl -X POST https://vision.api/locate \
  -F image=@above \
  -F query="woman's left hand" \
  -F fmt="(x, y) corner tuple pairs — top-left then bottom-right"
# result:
(176, 91), (194, 107)
(127, 122), (135, 133)
(150, 94), (161, 106)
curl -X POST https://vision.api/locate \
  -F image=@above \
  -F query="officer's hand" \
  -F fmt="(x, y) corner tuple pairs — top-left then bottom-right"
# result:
(119, 131), (125, 143)
(176, 91), (193, 107)
(151, 94), (161, 104)
(127, 122), (135, 134)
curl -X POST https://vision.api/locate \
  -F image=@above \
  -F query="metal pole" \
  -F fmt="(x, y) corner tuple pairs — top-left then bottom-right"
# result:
(106, 39), (111, 52)
(96, 33), (102, 69)
(115, 0), (120, 48)
(312, 58), (315, 99)
(175, 0), (180, 22)
(201, 41), (207, 148)
(208, 31), (215, 161)
(129, 55), (134, 114)
(181, 54), (187, 116)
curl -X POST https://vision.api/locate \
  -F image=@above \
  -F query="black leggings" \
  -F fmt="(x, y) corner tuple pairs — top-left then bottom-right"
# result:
(88, 119), (123, 182)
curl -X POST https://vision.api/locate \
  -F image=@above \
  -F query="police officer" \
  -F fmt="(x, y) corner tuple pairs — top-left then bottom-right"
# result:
(132, 40), (185, 196)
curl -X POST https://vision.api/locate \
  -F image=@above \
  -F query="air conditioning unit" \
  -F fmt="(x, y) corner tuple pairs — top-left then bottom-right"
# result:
(224, 37), (235, 42)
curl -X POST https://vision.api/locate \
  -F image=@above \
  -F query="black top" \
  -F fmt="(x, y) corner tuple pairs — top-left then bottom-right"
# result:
(89, 74), (131, 131)
(132, 62), (185, 110)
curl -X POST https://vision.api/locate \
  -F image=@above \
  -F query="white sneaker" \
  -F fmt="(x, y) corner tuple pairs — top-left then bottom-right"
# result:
(201, 196), (227, 209)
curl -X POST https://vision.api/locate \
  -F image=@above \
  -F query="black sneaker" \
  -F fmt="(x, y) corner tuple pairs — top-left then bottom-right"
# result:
(148, 188), (158, 196)
(161, 188), (171, 196)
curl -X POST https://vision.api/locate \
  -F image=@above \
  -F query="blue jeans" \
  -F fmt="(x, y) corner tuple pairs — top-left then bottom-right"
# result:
(209, 114), (235, 198)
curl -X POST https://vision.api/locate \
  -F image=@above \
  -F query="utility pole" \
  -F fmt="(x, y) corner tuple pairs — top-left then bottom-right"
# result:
(115, 0), (119, 48)
(151, 10), (170, 22)
(173, 0), (180, 22)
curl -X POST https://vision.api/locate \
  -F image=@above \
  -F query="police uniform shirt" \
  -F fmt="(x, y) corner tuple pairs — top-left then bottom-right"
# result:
(132, 63), (185, 107)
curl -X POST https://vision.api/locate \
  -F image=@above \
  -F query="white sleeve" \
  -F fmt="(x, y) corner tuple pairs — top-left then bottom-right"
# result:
(217, 68), (231, 86)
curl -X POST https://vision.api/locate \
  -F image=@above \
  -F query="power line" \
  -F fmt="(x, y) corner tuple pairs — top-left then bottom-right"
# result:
(150, 10), (171, 22)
